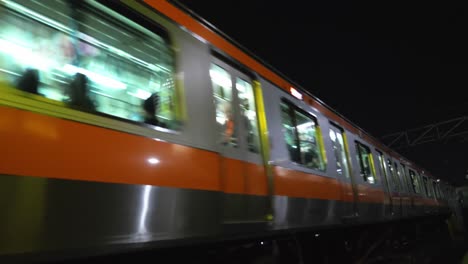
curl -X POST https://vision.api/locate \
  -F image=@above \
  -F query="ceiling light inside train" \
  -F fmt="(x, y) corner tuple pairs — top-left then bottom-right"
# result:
(209, 69), (232, 88)
(147, 157), (160, 164)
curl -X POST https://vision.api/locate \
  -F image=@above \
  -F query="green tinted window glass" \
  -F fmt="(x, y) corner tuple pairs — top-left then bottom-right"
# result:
(0, 1), (179, 129)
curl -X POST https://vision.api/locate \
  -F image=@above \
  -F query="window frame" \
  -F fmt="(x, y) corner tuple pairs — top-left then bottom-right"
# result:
(354, 140), (377, 184)
(0, 0), (183, 132)
(280, 98), (327, 171)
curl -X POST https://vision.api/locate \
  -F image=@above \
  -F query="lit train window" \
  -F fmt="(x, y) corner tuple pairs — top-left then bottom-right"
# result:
(210, 63), (237, 147)
(236, 78), (260, 153)
(280, 100), (326, 171)
(355, 142), (376, 184)
(329, 124), (350, 178)
(0, 1), (179, 129)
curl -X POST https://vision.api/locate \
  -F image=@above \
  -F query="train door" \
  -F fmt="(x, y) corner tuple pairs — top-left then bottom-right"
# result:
(209, 57), (268, 225)
(329, 123), (359, 218)
(409, 170), (423, 215)
(376, 150), (393, 217)
(386, 158), (402, 217)
(400, 164), (413, 216)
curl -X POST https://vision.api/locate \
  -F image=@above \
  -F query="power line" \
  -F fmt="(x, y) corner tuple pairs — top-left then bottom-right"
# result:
(381, 116), (468, 149)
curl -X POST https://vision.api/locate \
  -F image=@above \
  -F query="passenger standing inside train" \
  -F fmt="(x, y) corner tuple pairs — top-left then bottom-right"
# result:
(68, 73), (95, 112)
(15, 68), (40, 95)
(221, 102), (236, 146)
(143, 93), (166, 128)
(240, 98), (256, 152)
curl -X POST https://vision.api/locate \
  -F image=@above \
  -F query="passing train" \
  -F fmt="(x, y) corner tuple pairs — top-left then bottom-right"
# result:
(0, 0), (457, 261)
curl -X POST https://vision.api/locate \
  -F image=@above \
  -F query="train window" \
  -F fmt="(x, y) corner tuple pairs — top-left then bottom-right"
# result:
(409, 169), (420, 194)
(0, 1), (180, 129)
(280, 100), (326, 171)
(355, 141), (376, 184)
(236, 78), (260, 153)
(210, 63), (237, 147)
(329, 124), (351, 178)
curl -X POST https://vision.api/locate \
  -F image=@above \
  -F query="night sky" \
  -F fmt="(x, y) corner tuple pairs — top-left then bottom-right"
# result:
(175, 0), (468, 185)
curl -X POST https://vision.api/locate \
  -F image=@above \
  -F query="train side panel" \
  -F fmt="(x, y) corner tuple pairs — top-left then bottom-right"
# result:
(260, 78), (343, 230)
(0, 0), (228, 256)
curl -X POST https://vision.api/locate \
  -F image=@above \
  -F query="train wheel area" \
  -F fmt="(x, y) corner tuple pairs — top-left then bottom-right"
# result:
(33, 216), (468, 264)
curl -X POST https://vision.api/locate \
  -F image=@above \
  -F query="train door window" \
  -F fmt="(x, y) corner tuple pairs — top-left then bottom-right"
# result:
(236, 78), (260, 153)
(430, 180), (436, 198)
(433, 181), (440, 199)
(409, 169), (420, 194)
(394, 162), (406, 192)
(0, 1), (180, 129)
(429, 181), (435, 198)
(386, 159), (399, 192)
(280, 100), (326, 171)
(430, 180), (435, 198)
(376, 150), (392, 189)
(438, 184), (444, 199)
(418, 174), (425, 195)
(210, 63), (237, 147)
(394, 162), (403, 192)
(329, 124), (350, 178)
(400, 164), (410, 193)
(422, 176), (429, 197)
(355, 141), (376, 184)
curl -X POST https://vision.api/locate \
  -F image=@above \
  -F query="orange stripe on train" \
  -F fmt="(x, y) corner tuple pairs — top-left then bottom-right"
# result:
(0, 106), (222, 191)
(273, 166), (342, 200)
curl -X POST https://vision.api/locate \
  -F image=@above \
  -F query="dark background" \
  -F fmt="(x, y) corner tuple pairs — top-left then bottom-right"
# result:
(175, 0), (468, 186)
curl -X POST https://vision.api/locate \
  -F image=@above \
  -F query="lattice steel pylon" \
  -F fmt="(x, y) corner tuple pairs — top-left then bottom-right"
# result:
(381, 116), (468, 149)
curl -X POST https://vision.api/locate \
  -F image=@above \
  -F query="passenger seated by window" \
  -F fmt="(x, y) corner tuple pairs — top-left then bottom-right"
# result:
(68, 73), (95, 112)
(307, 152), (321, 170)
(15, 68), (40, 95)
(143, 93), (166, 128)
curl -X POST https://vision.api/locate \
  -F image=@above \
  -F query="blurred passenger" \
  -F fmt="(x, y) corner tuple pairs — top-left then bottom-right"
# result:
(221, 102), (236, 146)
(15, 69), (40, 94)
(143, 93), (166, 128)
(240, 98), (257, 152)
(68, 73), (95, 111)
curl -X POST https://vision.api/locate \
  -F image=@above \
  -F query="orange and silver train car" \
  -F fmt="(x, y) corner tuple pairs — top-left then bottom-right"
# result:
(0, 0), (454, 260)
